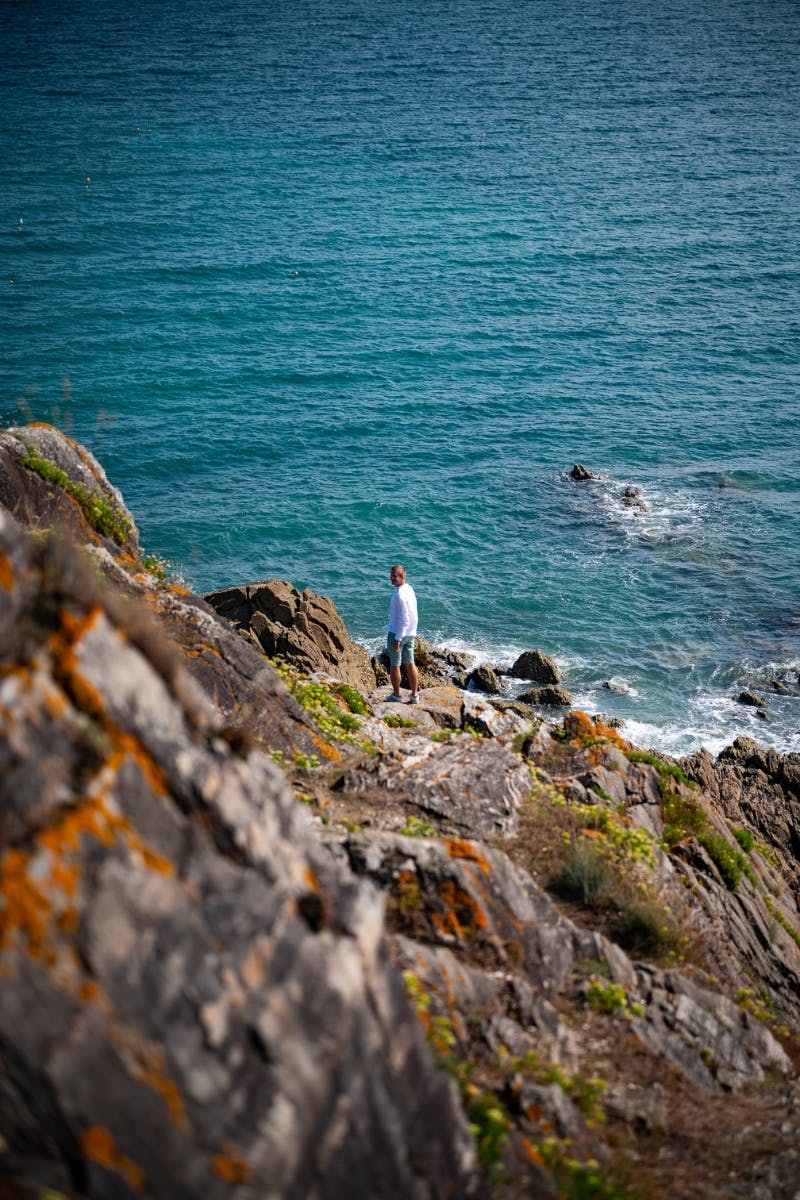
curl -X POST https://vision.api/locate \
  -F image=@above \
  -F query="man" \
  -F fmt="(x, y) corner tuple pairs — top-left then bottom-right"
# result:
(386, 564), (419, 704)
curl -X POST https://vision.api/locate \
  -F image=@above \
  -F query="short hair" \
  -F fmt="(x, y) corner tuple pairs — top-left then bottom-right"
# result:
(391, 564), (406, 579)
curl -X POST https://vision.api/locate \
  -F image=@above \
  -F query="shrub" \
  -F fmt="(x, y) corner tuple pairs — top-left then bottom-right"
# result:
(401, 816), (437, 838)
(733, 827), (755, 853)
(551, 838), (616, 907)
(334, 683), (369, 714)
(699, 833), (755, 890)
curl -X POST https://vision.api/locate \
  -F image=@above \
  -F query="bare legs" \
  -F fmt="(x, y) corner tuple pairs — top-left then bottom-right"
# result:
(391, 661), (419, 698)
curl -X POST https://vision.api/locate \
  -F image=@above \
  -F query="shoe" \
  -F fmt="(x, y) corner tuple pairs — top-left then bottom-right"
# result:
(386, 693), (404, 703)
(408, 695), (420, 705)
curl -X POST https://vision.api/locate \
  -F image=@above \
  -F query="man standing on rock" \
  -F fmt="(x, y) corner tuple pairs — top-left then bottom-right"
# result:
(386, 564), (419, 704)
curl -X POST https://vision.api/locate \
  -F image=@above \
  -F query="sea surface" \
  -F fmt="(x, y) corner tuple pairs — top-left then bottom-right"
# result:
(2, 0), (799, 756)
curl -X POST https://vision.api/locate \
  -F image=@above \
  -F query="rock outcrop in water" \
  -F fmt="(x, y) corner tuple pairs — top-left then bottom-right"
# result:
(2, 423), (800, 1200)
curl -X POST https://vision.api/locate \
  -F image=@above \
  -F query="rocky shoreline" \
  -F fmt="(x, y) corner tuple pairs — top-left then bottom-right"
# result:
(1, 424), (800, 1199)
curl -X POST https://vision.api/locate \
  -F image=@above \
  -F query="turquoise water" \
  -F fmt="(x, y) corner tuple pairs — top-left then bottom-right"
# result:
(2, 0), (799, 755)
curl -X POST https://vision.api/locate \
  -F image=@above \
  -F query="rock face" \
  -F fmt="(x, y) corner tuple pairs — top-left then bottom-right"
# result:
(0, 485), (479, 1199)
(205, 578), (377, 695)
(4, 423), (800, 1200)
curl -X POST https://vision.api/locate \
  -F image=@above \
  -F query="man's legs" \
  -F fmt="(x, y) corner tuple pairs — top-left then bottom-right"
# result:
(390, 662), (403, 698)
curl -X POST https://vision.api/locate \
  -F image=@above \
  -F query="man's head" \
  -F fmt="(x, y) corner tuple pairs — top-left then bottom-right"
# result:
(390, 564), (406, 585)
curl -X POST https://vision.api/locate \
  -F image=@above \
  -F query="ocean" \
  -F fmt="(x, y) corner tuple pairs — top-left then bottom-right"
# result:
(2, 0), (799, 757)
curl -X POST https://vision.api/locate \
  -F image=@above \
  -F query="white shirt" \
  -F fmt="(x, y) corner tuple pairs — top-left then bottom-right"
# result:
(387, 582), (418, 640)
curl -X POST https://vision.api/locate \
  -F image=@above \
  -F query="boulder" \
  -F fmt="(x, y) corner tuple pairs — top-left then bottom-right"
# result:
(621, 484), (648, 512)
(466, 664), (502, 695)
(508, 648), (561, 684)
(205, 579), (377, 694)
(373, 638), (472, 690)
(569, 463), (600, 482)
(737, 690), (767, 708)
(518, 685), (573, 708)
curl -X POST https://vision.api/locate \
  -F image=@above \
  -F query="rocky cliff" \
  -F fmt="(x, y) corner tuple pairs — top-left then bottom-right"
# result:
(1, 424), (799, 1200)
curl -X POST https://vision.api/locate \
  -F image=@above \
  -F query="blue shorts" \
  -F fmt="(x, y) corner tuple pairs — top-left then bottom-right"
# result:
(387, 633), (415, 668)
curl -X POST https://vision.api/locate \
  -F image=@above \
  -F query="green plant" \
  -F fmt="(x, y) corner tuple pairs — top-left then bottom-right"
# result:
(268, 658), (362, 741)
(402, 972), (512, 1181)
(430, 727), (456, 742)
(334, 683), (369, 715)
(660, 791), (708, 848)
(536, 1140), (629, 1200)
(764, 896), (800, 949)
(733, 827), (755, 853)
(293, 751), (320, 770)
(626, 750), (695, 789)
(21, 450), (134, 544)
(609, 897), (684, 960)
(384, 713), (417, 728)
(141, 550), (170, 581)
(699, 832), (756, 891)
(551, 837), (617, 907)
(584, 978), (644, 1018)
(401, 816), (437, 838)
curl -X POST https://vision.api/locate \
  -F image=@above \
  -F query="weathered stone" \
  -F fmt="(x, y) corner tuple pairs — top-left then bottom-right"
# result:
(461, 692), (531, 740)
(737, 689), (767, 708)
(518, 684), (573, 708)
(569, 463), (600, 482)
(466, 664), (502, 695)
(0, 513), (481, 1200)
(621, 484), (648, 512)
(205, 578), (377, 694)
(508, 649), (561, 684)
(337, 738), (532, 839)
(0, 424), (139, 559)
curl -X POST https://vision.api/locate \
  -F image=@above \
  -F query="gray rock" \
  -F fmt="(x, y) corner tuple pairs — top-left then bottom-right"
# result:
(337, 737), (532, 839)
(738, 690), (767, 708)
(205, 578), (377, 694)
(0, 511), (481, 1200)
(509, 649), (561, 684)
(569, 463), (600, 482)
(466, 664), (502, 695)
(518, 684), (573, 708)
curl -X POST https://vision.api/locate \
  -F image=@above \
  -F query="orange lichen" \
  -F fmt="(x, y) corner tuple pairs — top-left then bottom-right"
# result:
(432, 880), (489, 940)
(0, 848), (54, 962)
(79, 979), (104, 1004)
(188, 641), (222, 659)
(107, 729), (168, 796)
(49, 607), (107, 718)
(132, 1046), (186, 1128)
(311, 733), (342, 761)
(304, 867), (320, 893)
(564, 710), (630, 755)
(212, 1143), (252, 1185)
(520, 1137), (547, 1168)
(0, 550), (14, 592)
(445, 839), (490, 874)
(81, 1125), (118, 1169)
(81, 1126), (146, 1192)
(48, 861), (79, 898)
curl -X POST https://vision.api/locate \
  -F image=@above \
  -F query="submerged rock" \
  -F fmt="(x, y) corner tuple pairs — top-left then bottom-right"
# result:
(569, 463), (601, 482)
